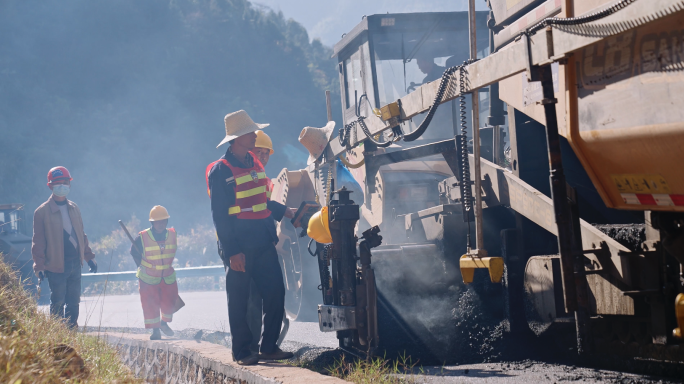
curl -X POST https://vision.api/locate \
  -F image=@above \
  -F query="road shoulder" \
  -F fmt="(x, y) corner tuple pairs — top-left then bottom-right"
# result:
(93, 331), (347, 384)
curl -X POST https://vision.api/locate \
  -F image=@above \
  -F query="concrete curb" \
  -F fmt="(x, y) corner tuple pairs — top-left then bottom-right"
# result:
(95, 332), (347, 384)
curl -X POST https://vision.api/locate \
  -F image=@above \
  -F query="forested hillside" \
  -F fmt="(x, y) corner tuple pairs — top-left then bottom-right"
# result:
(0, 0), (341, 237)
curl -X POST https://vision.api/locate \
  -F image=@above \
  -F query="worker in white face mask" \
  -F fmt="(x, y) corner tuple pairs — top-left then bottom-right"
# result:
(31, 166), (97, 329)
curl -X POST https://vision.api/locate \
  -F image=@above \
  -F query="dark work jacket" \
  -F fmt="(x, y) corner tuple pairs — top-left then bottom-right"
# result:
(208, 148), (286, 265)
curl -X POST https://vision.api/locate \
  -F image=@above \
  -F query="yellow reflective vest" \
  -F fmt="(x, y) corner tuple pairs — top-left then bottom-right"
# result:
(136, 228), (177, 285)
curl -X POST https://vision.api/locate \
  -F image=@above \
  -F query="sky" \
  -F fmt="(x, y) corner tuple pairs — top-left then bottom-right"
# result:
(252, 0), (489, 46)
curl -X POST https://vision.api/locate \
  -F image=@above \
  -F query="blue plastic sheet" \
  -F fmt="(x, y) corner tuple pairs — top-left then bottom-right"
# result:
(336, 159), (364, 206)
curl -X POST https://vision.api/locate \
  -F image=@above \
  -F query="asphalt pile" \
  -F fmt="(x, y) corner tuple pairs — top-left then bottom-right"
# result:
(595, 224), (646, 251)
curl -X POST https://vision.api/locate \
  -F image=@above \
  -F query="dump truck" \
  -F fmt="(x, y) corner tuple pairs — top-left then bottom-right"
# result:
(274, 0), (684, 366)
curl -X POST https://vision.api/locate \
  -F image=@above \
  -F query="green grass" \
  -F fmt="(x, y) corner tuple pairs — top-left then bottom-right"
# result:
(326, 354), (421, 384)
(284, 346), (425, 383)
(0, 256), (141, 383)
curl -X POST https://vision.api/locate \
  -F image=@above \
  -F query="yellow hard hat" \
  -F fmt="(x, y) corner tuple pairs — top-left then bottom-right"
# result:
(255, 130), (274, 155)
(149, 205), (170, 221)
(307, 206), (332, 244)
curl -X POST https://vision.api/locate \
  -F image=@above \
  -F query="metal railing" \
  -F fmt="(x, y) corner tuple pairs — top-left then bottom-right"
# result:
(81, 265), (225, 284)
(78, 264), (292, 345)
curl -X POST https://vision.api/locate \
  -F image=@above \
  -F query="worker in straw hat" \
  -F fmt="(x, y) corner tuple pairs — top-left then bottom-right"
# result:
(298, 121), (335, 165)
(205, 110), (296, 365)
(129, 205), (181, 340)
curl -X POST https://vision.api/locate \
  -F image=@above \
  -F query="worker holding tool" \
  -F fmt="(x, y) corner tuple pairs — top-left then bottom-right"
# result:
(127, 206), (180, 340)
(206, 110), (295, 365)
(32, 166), (97, 329)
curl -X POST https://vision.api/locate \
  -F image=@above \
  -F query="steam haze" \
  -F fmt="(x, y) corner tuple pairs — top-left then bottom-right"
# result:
(253, 0), (489, 46)
(0, 0), (341, 239)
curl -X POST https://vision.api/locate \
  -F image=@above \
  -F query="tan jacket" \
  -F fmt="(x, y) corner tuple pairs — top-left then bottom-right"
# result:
(32, 195), (95, 273)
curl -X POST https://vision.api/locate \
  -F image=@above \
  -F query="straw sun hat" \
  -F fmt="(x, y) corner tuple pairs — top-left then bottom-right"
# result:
(217, 110), (270, 148)
(299, 121), (336, 164)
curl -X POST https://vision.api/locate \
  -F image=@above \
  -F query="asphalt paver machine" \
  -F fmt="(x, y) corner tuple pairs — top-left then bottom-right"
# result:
(275, 0), (684, 368)
(275, 11), (507, 363)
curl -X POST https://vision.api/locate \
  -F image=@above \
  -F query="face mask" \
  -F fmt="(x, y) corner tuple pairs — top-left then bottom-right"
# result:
(52, 184), (70, 197)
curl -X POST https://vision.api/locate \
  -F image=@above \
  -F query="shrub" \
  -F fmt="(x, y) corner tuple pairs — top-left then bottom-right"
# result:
(0, 255), (140, 383)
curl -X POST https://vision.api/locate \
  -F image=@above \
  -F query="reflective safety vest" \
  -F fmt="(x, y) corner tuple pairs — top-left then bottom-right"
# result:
(136, 228), (177, 285)
(205, 152), (272, 220)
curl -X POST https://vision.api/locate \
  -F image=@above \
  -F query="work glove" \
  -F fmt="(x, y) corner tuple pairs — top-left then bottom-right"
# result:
(87, 259), (98, 273)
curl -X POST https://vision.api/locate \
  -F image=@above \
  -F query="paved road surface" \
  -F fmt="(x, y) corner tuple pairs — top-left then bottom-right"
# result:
(41, 290), (338, 349)
(413, 362), (674, 383)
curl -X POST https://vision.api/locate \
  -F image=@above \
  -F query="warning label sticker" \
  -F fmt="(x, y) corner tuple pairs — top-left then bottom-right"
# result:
(611, 174), (671, 194)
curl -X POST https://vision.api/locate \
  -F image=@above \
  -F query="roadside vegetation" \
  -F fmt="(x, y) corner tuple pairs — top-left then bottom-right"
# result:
(327, 355), (421, 384)
(288, 351), (421, 384)
(0, 255), (140, 383)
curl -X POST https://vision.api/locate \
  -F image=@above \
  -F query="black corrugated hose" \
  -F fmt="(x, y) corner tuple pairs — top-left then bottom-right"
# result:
(404, 64), (464, 142)
(526, 0), (637, 35)
(341, 0), (640, 149)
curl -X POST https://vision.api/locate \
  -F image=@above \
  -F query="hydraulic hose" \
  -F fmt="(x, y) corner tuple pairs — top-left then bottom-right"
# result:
(338, 121), (354, 147)
(341, 0), (640, 149)
(308, 238), (316, 256)
(358, 117), (394, 147)
(339, 118), (394, 148)
(339, 154), (365, 169)
(403, 65), (461, 142)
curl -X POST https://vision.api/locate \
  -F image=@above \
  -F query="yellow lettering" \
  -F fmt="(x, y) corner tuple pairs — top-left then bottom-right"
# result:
(604, 32), (634, 77)
(583, 44), (606, 78)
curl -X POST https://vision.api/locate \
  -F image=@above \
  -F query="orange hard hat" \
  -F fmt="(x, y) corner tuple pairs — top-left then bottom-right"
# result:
(149, 205), (170, 221)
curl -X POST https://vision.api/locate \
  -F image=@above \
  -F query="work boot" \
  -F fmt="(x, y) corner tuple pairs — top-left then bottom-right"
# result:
(259, 347), (294, 361)
(235, 353), (259, 366)
(160, 321), (174, 336)
(150, 328), (161, 340)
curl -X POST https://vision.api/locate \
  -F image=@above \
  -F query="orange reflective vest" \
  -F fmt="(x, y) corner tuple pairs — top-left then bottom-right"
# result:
(136, 228), (177, 285)
(205, 152), (272, 220)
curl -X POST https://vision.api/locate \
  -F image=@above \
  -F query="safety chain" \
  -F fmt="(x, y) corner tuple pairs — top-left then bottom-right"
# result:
(324, 163), (333, 205)
(458, 61), (476, 214)
(317, 244), (333, 294)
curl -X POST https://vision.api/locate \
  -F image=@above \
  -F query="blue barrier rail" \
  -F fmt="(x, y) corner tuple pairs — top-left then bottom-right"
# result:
(81, 265), (225, 284)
